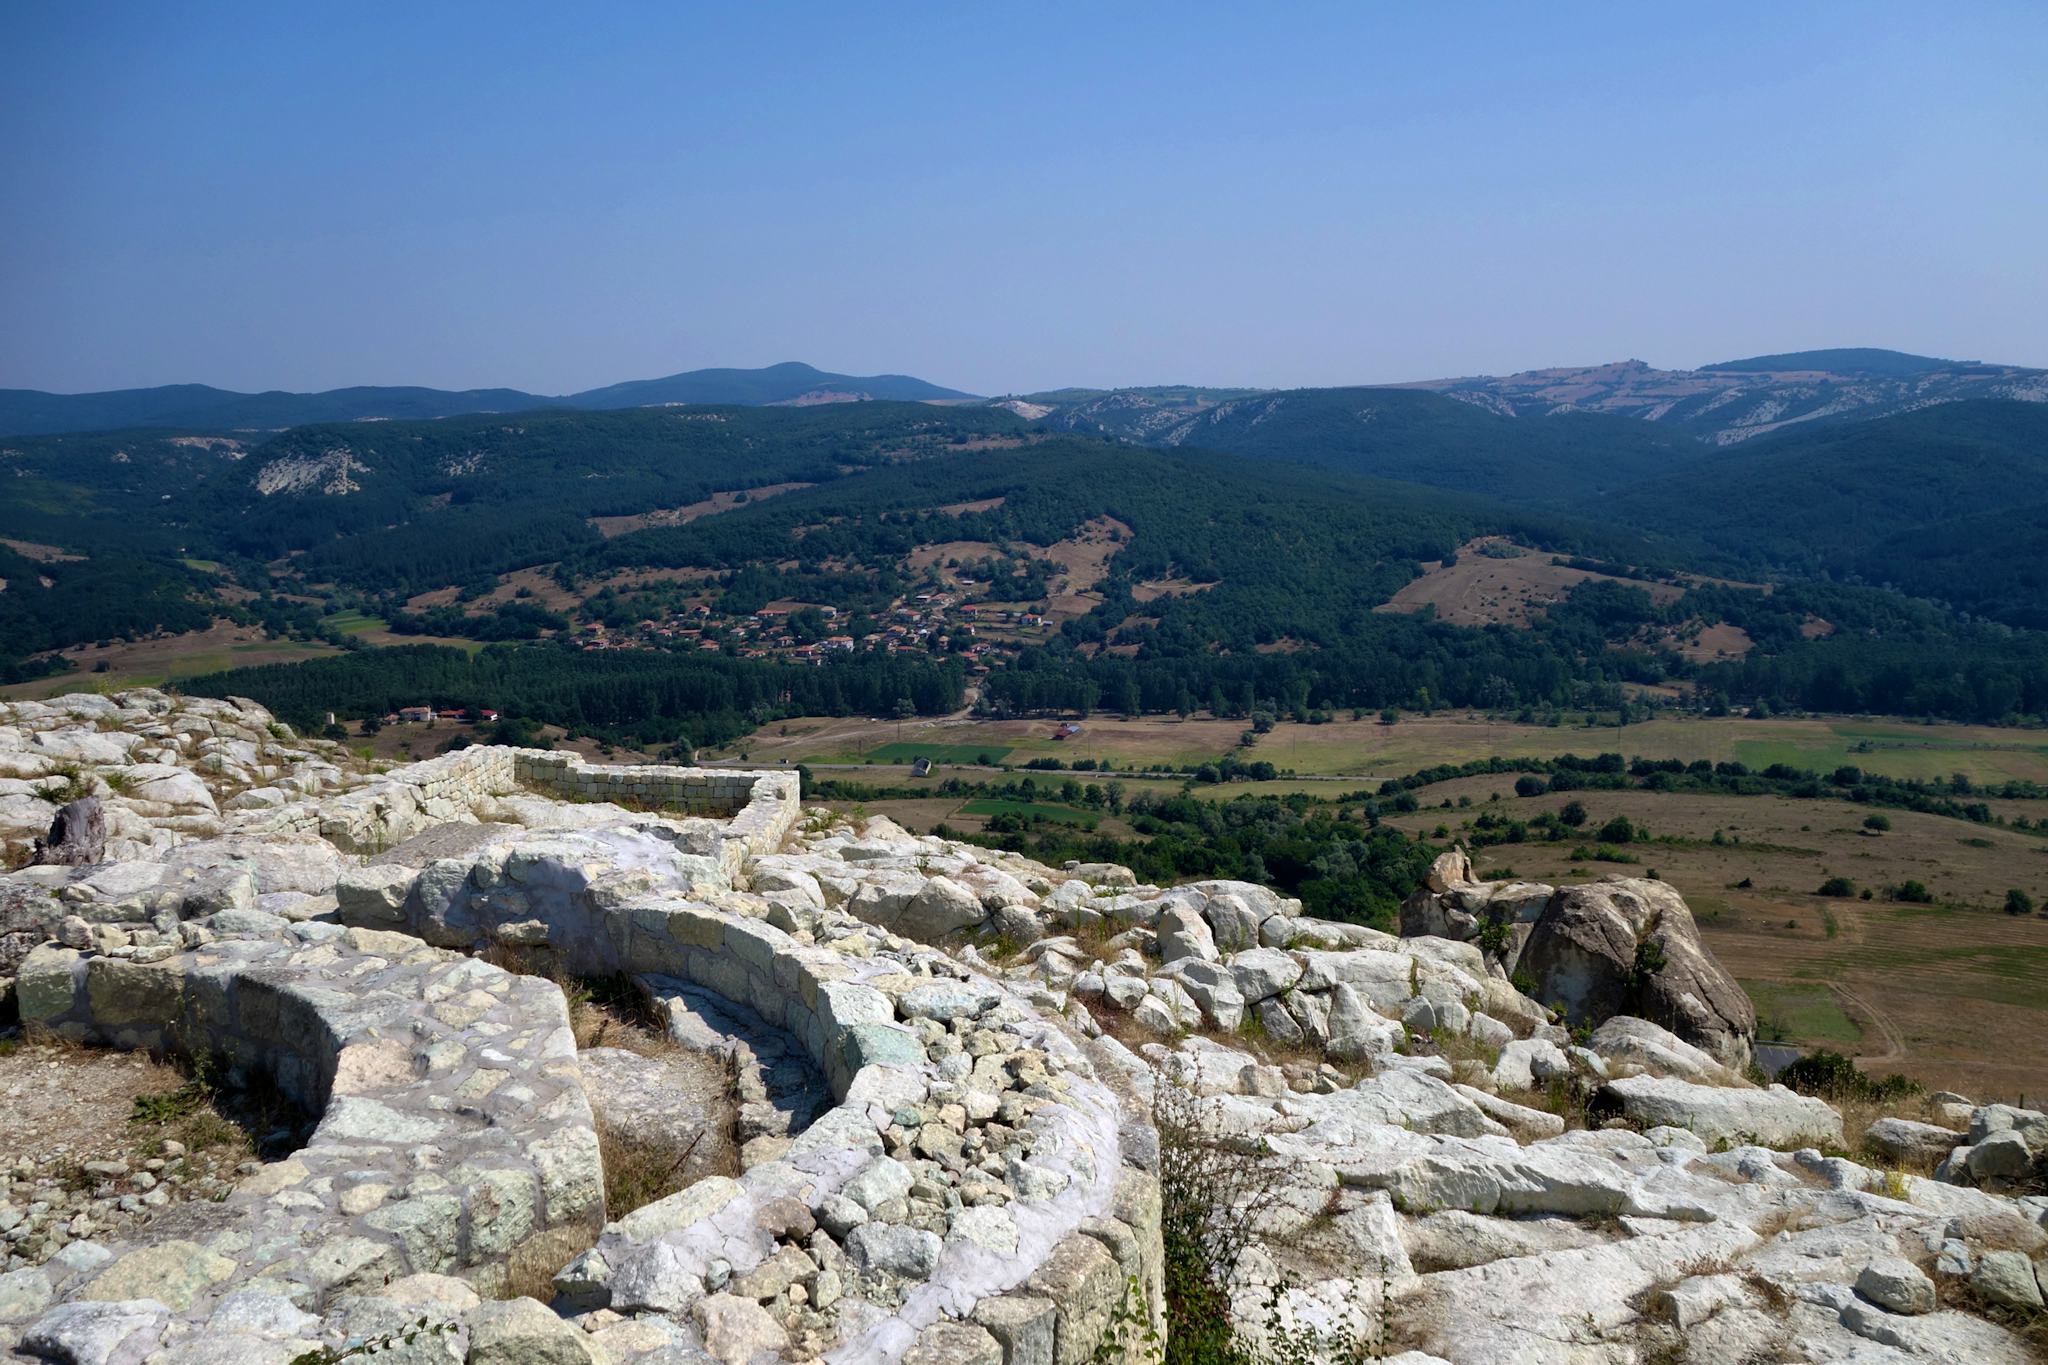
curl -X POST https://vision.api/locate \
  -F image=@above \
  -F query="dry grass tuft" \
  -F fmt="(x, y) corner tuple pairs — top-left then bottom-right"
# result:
(493, 1223), (600, 1303)
(598, 1116), (709, 1219)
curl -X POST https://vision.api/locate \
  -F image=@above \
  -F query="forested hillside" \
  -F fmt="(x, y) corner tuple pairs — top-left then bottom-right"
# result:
(1598, 401), (2048, 625)
(8, 390), (2048, 735)
(184, 645), (965, 751)
(1148, 387), (1706, 502)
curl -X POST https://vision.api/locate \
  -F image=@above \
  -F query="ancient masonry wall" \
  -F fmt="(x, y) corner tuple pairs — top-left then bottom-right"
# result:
(545, 897), (1162, 1362)
(239, 746), (800, 858)
(6, 738), (1159, 1362)
(12, 924), (604, 1319)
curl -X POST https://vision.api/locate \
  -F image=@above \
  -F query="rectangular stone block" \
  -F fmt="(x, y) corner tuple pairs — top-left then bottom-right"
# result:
(722, 918), (789, 973)
(85, 956), (185, 1029)
(972, 1293), (1057, 1365)
(1023, 1236), (1124, 1365)
(16, 944), (84, 1024)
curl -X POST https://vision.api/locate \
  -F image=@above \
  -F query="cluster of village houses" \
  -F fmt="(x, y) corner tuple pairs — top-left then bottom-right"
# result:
(382, 705), (501, 726)
(563, 589), (1050, 669)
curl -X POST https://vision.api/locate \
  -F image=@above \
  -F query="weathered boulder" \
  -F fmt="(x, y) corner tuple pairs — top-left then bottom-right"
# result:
(1972, 1250), (2045, 1309)
(1492, 1038), (1571, 1093)
(336, 865), (420, 926)
(467, 1297), (605, 1363)
(1596, 1075), (1842, 1149)
(29, 797), (106, 867)
(1865, 1116), (1965, 1168)
(1227, 947), (1302, 1003)
(1587, 1016), (1736, 1086)
(901, 875), (988, 940)
(157, 832), (343, 897)
(1518, 878), (1756, 1070)
(18, 1298), (170, 1365)
(1156, 904), (1219, 964)
(1326, 983), (1401, 1062)
(1399, 886), (1477, 941)
(1856, 1256), (1937, 1315)
(1425, 847), (1472, 893)
(1155, 958), (1244, 1031)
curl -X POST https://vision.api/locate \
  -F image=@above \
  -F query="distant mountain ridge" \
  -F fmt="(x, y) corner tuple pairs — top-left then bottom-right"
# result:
(0, 361), (978, 437)
(1016, 348), (2045, 448)
(1397, 349), (2046, 445)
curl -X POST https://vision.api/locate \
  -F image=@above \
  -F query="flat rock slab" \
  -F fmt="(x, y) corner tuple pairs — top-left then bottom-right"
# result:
(369, 821), (519, 867)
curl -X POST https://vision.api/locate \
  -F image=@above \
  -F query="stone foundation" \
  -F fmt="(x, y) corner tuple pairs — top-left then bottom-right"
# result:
(241, 747), (800, 861)
(12, 924), (603, 1319)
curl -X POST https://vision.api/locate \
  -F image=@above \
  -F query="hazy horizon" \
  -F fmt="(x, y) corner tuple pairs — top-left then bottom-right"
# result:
(4, 2), (2043, 396)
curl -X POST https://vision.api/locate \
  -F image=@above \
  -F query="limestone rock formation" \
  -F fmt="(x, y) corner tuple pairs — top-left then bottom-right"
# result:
(1518, 877), (1757, 1070)
(0, 690), (2041, 1364)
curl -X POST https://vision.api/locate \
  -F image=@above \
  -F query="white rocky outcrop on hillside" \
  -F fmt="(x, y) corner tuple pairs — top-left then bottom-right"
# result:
(0, 692), (2043, 1363)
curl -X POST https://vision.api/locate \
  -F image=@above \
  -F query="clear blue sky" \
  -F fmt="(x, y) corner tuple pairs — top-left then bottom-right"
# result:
(3, 2), (2043, 396)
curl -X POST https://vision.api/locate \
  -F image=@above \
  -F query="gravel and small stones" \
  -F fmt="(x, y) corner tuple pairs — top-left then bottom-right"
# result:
(0, 1042), (254, 1274)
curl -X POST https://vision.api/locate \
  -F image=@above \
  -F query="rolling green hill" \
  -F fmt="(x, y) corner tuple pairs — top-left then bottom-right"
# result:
(8, 395), (2047, 727)
(1699, 348), (1962, 376)
(567, 361), (973, 408)
(1599, 400), (2048, 624)
(1149, 386), (1707, 503)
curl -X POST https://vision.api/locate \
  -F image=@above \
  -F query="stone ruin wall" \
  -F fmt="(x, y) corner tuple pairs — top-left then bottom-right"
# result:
(245, 745), (800, 863)
(8, 692), (2048, 1365)
(1, 724), (1161, 1365)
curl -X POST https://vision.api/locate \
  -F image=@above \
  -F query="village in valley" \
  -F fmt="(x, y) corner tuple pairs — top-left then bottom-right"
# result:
(563, 567), (1057, 671)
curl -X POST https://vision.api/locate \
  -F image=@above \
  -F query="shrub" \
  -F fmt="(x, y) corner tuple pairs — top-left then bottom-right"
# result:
(1862, 814), (1890, 832)
(1154, 1088), (1388, 1363)
(1778, 1050), (1919, 1104)
(1817, 877), (1855, 898)
(1596, 815), (1635, 844)
(2005, 889), (2035, 917)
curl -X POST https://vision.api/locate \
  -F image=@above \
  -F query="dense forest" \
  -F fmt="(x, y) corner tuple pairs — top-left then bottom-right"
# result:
(6, 393), (2048, 733)
(1145, 386), (1706, 503)
(1596, 401), (2048, 628)
(184, 644), (967, 751)
(953, 788), (1438, 929)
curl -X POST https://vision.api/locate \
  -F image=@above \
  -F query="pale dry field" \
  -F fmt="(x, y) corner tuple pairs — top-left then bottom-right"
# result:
(1378, 538), (1684, 627)
(588, 482), (815, 538)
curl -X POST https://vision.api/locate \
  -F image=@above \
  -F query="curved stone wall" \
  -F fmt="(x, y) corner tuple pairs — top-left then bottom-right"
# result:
(12, 923), (603, 1318)
(334, 852), (1163, 1362)
(3, 740), (1163, 1363)
(578, 908), (1146, 1339)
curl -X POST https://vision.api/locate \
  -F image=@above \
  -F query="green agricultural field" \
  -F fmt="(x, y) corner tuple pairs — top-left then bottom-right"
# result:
(733, 709), (2048, 789)
(327, 610), (388, 636)
(1742, 980), (1863, 1046)
(1733, 722), (2048, 786)
(957, 797), (1097, 827)
(319, 611), (487, 654)
(869, 742), (1014, 765)
(1248, 713), (2048, 786)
